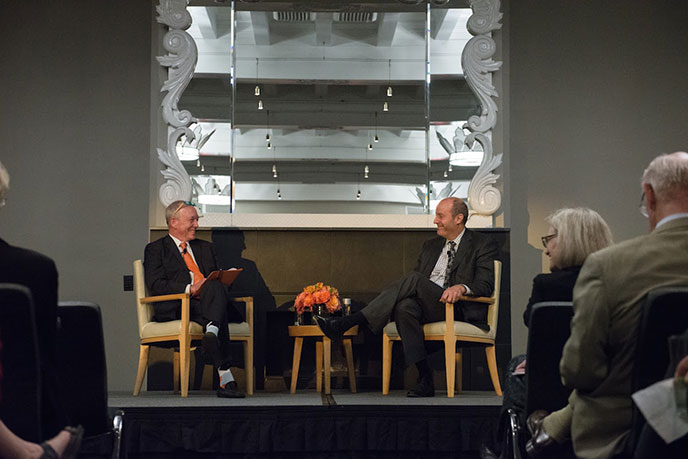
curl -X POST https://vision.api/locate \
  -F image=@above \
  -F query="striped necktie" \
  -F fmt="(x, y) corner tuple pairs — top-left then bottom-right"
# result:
(180, 242), (205, 284)
(443, 241), (457, 288)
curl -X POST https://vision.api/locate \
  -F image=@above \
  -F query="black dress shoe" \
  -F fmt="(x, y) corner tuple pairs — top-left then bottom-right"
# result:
(407, 376), (435, 397)
(217, 381), (246, 398)
(525, 410), (560, 458)
(314, 314), (344, 341)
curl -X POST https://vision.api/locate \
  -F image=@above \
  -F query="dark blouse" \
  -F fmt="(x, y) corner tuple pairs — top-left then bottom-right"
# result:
(522, 265), (582, 328)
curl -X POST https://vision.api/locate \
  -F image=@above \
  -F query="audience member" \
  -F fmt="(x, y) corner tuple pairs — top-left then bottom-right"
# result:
(316, 197), (499, 397)
(0, 161), (67, 437)
(143, 200), (246, 398)
(527, 152), (688, 458)
(483, 208), (612, 458)
(0, 163), (83, 457)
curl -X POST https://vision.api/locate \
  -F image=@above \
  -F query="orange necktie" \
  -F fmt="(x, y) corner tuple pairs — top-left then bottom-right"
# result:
(180, 242), (205, 284)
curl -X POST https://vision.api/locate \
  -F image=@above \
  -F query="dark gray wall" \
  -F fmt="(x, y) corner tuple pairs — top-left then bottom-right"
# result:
(508, 0), (688, 351)
(0, 1), (152, 390)
(1, 0), (687, 390)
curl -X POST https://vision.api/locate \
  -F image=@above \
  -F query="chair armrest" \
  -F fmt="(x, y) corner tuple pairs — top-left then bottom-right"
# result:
(139, 292), (190, 304)
(139, 293), (193, 336)
(444, 295), (494, 330)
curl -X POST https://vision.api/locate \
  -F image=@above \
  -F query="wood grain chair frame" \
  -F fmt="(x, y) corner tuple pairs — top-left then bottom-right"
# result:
(132, 259), (254, 397)
(382, 260), (502, 397)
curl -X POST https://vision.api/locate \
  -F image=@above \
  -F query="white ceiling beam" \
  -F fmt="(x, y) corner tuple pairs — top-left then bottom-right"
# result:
(430, 8), (458, 41)
(315, 12), (333, 46)
(250, 11), (271, 45)
(377, 12), (400, 47)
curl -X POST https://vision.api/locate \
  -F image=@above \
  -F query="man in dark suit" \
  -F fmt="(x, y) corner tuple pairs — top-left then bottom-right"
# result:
(317, 197), (498, 397)
(0, 161), (66, 438)
(143, 200), (245, 398)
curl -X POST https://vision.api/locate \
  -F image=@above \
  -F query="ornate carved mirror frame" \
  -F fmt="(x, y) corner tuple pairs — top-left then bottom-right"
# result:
(153, 0), (502, 228)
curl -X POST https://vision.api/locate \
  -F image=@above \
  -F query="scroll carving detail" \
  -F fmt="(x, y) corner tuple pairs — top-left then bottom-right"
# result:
(463, 0), (503, 219)
(156, 0), (197, 206)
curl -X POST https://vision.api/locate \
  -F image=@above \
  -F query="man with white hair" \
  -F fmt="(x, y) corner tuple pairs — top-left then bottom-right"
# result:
(527, 152), (688, 458)
(0, 161), (67, 437)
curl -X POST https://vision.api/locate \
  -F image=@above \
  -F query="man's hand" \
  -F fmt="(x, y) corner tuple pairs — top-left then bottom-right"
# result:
(441, 284), (467, 304)
(675, 355), (688, 384)
(189, 280), (204, 297)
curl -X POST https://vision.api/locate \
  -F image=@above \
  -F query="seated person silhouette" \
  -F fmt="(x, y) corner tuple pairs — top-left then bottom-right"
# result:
(143, 201), (245, 398)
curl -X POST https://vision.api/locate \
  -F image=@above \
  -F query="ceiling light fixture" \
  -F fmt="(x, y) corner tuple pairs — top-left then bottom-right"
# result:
(387, 59), (393, 97)
(254, 58), (261, 96)
(272, 164), (278, 178)
(266, 110), (271, 142)
(374, 111), (379, 142)
(383, 101), (389, 112)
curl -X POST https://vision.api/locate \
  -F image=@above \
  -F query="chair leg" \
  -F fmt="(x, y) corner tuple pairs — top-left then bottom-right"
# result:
(180, 337), (190, 398)
(455, 350), (463, 394)
(134, 345), (149, 396)
(444, 338), (456, 398)
(173, 351), (180, 394)
(244, 339), (254, 396)
(315, 340), (323, 392)
(290, 337), (303, 394)
(382, 334), (393, 395)
(485, 345), (503, 396)
(343, 338), (357, 393)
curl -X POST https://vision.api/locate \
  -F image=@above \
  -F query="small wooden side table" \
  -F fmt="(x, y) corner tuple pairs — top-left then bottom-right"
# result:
(288, 324), (358, 394)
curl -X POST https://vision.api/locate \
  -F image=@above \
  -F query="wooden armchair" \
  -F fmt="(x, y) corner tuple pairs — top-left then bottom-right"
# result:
(382, 260), (502, 397)
(132, 259), (254, 397)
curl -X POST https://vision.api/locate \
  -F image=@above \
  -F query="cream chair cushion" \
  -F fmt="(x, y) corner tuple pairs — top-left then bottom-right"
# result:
(140, 320), (250, 339)
(383, 320), (494, 340)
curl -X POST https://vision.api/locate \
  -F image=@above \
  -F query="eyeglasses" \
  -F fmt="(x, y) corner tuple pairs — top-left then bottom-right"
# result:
(541, 233), (557, 248)
(639, 192), (648, 218)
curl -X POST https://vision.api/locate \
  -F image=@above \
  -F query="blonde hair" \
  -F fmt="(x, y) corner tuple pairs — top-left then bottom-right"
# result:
(0, 161), (9, 207)
(546, 207), (613, 268)
(641, 152), (688, 200)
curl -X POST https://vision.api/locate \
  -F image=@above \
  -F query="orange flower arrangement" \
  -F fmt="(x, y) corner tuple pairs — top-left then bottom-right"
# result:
(294, 282), (341, 314)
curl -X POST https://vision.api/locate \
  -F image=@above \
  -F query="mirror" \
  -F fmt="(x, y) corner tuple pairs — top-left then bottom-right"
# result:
(174, 1), (484, 215)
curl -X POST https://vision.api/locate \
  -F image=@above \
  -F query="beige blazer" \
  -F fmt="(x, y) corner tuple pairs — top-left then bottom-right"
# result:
(560, 216), (688, 459)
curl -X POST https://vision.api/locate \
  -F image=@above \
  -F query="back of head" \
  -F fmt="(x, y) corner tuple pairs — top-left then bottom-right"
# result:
(642, 152), (688, 202)
(547, 207), (613, 268)
(0, 161), (9, 208)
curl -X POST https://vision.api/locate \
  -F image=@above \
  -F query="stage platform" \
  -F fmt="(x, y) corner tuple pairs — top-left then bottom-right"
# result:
(104, 390), (501, 459)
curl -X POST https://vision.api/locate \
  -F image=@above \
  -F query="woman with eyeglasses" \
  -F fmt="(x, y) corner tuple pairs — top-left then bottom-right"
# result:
(483, 207), (612, 459)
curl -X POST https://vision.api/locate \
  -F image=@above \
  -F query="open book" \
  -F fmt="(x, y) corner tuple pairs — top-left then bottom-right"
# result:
(197, 268), (243, 294)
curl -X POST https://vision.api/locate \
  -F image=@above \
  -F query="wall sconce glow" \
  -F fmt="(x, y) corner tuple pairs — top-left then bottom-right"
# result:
(449, 150), (484, 167)
(197, 194), (232, 205)
(175, 145), (200, 161)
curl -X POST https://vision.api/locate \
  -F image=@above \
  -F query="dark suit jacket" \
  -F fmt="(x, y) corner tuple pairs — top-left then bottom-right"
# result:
(414, 229), (499, 328)
(144, 235), (224, 322)
(0, 237), (65, 437)
(522, 266), (581, 327)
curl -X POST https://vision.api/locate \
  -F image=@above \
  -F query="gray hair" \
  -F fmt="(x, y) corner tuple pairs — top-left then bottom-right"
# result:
(0, 161), (9, 208)
(641, 151), (688, 200)
(546, 207), (613, 269)
(446, 197), (469, 223)
(165, 200), (190, 225)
